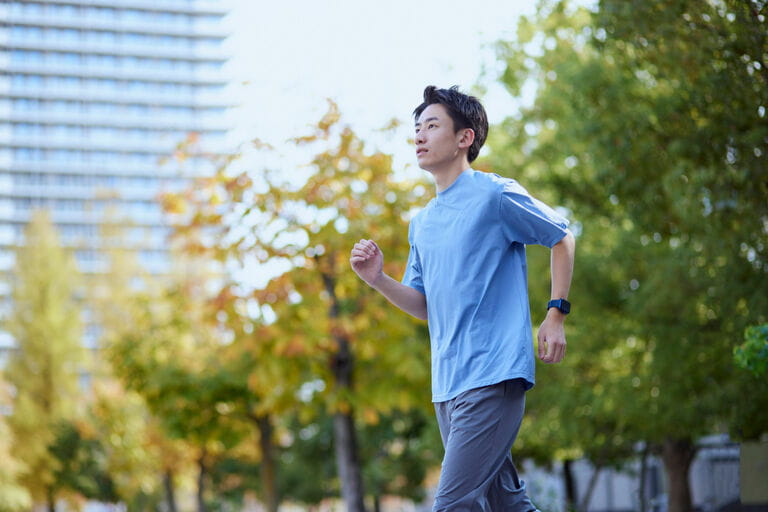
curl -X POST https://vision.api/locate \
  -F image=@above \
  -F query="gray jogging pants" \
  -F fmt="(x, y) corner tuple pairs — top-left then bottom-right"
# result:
(432, 379), (539, 512)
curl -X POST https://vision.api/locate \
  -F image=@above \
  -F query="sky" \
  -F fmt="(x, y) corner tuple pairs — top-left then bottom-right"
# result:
(221, 0), (538, 167)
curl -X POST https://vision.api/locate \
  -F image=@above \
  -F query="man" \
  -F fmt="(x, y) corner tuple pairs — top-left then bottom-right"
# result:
(349, 85), (575, 511)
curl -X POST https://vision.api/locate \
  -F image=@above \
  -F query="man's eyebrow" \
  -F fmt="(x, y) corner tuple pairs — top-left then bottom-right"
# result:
(415, 116), (439, 126)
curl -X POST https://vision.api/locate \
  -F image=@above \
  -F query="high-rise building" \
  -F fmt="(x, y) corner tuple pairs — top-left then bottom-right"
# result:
(0, 0), (232, 358)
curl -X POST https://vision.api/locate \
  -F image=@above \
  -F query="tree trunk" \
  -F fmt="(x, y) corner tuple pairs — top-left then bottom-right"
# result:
(197, 450), (208, 512)
(579, 464), (601, 512)
(320, 263), (367, 512)
(333, 410), (366, 512)
(46, 486), (55, 512)
(563, 458), (578, 511)
(661, 438), (696, 512)
(255, 414), (279, 512)
(163, 469), (178, 512)
(331, 333), (366, 511)
(638, 445), (648, 512)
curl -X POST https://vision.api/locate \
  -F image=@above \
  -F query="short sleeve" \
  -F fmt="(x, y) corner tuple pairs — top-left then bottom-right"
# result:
(401, 222), (425, 295)
(499, 180), (569, 247)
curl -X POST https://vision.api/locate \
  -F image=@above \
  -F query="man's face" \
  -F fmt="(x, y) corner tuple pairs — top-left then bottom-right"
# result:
(414, 103), (465, 172)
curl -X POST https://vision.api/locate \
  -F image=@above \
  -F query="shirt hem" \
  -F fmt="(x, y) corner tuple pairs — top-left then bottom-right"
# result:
(544, 228), (570, 249)
(432, 373), (535, 403)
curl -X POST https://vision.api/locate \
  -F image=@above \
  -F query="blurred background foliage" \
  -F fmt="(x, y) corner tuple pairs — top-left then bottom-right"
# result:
(0, 1), (765, 511)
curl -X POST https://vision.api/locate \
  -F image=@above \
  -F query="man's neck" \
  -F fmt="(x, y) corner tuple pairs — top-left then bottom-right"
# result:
(431, 159), (471, 192)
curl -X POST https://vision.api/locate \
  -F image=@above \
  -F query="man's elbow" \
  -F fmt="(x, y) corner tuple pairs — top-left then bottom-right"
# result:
(557, 230), (576, 251)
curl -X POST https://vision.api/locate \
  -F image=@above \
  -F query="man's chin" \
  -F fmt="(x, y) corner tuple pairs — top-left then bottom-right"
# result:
(416, 158), (434, 172)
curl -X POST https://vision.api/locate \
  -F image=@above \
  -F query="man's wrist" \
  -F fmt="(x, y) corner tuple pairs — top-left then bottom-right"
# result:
(545, 307), (567, 322)
(368, 272), (385, 289)
(547, 298), (571, 315)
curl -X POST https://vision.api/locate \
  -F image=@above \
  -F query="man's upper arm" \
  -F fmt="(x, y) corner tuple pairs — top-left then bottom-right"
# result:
(499, 181), (569, 247)
(401, 222), (425, 295)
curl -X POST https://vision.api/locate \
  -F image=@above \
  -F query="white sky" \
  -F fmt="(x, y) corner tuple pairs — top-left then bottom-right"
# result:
(221, 0), (538, 166)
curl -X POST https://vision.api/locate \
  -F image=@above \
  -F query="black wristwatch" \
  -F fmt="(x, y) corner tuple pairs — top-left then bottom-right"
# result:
(547, 298), (571, 315)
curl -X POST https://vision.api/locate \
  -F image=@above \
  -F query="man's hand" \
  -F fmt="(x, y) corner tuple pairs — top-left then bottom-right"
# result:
(350, 239), (384, 287)
(537, 309), (567, 364)
(350, 239), (427, 320)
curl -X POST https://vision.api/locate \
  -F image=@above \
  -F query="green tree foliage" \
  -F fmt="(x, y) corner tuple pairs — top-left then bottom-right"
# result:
(164, 104), (437, 510)
(4, 210), (85, 510)
(93, 218), (292, 511)
(103, 276), (249, 512)
(734, 324), (768, 377)
(731, 324), (768, 440)
(204, 282), (309, 512)
(491, 2), (767, 512)
(0, 376), (31, 512)
(88, 226), (196, 511)
(359, 408), (443, 510)
(88, 381), (169, 510)
(48, 420), (118, 503)
(274, 407), (442, 510)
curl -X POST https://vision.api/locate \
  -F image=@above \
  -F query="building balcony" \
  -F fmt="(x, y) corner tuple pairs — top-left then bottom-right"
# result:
(0, 215), (169, 235)
(31, 0), (231, 16)
(0, 134), (182, 153)
(0, 134), (228, 156)
(4, 183), (181, 202)
(4, 12), (229, 39)
(3, 159), (213, 178)
(4, 61), (229, 86)
(0, 87), (234, 109)
(0, 208), (167, 228)
(0, 227), (172, 253)
(5, 38), (229, 62)
(0, 111), (231, 132)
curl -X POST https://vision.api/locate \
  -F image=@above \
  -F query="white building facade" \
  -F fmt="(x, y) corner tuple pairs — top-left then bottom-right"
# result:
(0, 0), (232, 358)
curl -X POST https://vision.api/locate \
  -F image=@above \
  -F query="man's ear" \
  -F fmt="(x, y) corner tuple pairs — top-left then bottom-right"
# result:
(458, 128), (475, 149)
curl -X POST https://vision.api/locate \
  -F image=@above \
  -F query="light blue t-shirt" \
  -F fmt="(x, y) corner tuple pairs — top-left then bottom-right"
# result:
(402, 169), (569, 402)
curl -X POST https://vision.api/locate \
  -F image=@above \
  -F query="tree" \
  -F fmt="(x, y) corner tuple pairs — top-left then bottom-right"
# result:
(0, 375), (31, 512)
(487, 7), (649, 510)
(104, 277), (249, 512)
(48, 419), (118, 504)
(86, 378), (193, 511)
(88, 222), (195, 512)
(731, 324), (768, 441)
(204, 282), (309, 512)
(492, 2), (768, 512)
(274, 404), (442, 511)
(92, 215), (294, 511)
(734, 324), (768, 377)
(4, 210), (85, 511)
(165, 104), (436, 510)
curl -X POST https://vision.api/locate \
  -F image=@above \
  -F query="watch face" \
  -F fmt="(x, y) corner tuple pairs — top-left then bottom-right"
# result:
(549, 299), (570, 314)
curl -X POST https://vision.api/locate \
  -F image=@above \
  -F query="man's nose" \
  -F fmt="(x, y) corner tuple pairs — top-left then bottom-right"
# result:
(415, 131), (425, 144)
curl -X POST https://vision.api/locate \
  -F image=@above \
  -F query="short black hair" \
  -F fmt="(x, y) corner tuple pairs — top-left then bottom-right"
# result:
(413, 85), (488, 163)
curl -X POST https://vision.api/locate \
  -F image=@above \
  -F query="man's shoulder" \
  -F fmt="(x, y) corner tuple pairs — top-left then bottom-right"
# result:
(469, 169), (531, 198)
(468, 169), (515, 188)
(463, 169), (517, 201)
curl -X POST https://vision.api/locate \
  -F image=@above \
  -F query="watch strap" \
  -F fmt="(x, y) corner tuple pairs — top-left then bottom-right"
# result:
(547, 298), (571, 315)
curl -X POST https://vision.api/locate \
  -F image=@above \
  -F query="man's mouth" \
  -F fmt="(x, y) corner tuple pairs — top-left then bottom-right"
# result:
(416, 148), (427, 156)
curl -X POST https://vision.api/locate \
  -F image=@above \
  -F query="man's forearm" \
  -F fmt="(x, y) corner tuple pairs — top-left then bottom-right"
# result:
(370, 273), (428, 321)
(550, 230), (575, 301)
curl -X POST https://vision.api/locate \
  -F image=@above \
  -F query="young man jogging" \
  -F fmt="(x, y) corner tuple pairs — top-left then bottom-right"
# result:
(349, 85), (575, 511)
